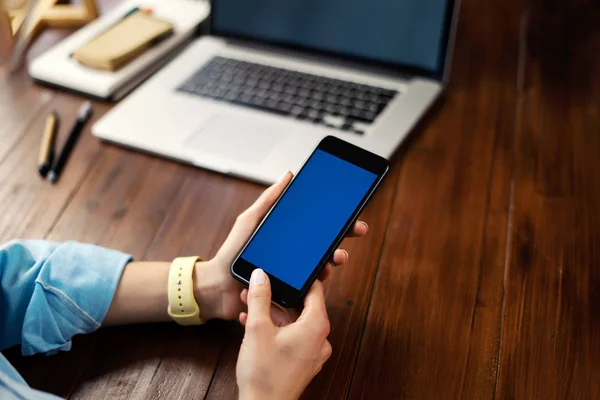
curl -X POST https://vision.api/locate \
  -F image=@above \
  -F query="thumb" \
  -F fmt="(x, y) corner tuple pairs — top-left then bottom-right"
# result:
(246, 269), (273, 325)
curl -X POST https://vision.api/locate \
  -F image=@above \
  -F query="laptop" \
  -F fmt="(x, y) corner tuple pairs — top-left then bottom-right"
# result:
(93, 0), (459, 184)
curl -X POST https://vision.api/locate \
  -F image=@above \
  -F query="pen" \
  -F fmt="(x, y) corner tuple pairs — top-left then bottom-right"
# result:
(48, 101), (93, 184)
(38, 111), (59, 178)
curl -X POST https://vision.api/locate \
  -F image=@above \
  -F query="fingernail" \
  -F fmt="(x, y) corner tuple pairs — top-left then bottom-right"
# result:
(250, 268), (267, 287)
(278, 170), (290, 182)
(360, 221), (369, 232)
(342, 249), (349, 261)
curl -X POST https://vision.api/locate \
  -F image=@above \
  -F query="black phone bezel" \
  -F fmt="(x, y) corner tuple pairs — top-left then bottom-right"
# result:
(230, 136), (389, 308)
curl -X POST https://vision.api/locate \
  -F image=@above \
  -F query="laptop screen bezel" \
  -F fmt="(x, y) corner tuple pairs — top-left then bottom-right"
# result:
(209, 0), (457, 81)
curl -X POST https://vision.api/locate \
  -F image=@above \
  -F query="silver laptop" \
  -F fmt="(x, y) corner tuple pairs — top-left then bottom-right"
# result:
(93, 0), (459, 184)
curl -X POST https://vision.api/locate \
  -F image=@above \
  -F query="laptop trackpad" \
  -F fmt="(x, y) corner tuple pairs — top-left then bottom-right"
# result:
(187, 115), (283, 165)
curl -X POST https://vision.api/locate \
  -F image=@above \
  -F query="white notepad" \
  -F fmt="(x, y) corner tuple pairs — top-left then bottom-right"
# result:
(28, 0), (209, 100)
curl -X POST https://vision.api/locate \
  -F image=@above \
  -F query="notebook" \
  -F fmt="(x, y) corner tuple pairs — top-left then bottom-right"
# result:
(72, 11), (174, 71)
(28, 0), (209, 100)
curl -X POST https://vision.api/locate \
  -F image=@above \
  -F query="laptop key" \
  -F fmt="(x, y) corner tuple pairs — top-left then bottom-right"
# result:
(271, 83), (284, 92)
(266, 98), (279, 109)
(284, 86), (297, 95)
(223, 91), (238, 101)
(282, 94), (295, 103)
(367, 102), (379, 113)
(290, 105), (305, 116)
(325, 94), (338, 103)
(242, 86), (255, 95)
(311, 91), (324, 101)
(339, 97), (352, 106)
(348, 109), (376, 123)
(255, 88), (268, 98)
(354, 100), (366, 110)
(296, 112), (308, 121)
(306, 109), (320, 120)
(298, 88), (311, 98)
(276, 102), (292, 113)
(237, 93), (252, 103)
(267, 91), (282, 102)
(324, 103), (338, 114)
(308, 100), (325, 110)
(338, 107), (351, 117)
(177, 56), (399, 132)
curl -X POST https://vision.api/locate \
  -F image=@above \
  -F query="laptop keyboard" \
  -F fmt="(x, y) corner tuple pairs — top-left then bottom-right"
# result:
(177, 57), (399, 135)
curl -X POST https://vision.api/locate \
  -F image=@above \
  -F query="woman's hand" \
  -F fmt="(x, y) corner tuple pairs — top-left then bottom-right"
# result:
(104, 171), (368, 327)
(236, 269), (332, 400)
(195, 171), (369, 323)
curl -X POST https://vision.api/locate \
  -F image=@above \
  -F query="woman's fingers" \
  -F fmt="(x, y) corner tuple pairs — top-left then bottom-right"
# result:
(348, 220), (369, 237)
(239, 308), (293, 327)
(316, 248), (348, 281)
(318, 263), (334, 281)
(239, 312), (248, 326)
(240, 288), (295, 327)
(332, 249), (349, 266)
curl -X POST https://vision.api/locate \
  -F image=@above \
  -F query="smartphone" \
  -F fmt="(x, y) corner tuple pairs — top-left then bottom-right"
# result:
(230, 136), (389, 308)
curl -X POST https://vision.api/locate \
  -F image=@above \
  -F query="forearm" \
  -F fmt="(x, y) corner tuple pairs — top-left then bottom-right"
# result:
(103, 261), (171, 326)
(103, 260), (225, 326)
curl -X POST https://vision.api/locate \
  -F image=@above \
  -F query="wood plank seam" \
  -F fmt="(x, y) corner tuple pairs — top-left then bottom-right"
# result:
(459, 99), (508, 398)
(62, 171), (229, 399)
(493, 3), (530, 397)
(139, 174), (195, 258)
(57, 154), (155, 400)
(342, 164), (403, 400)
(40, 148), (106, 240)
(60, 157), (193, 399)
(202, 344), (230, 400)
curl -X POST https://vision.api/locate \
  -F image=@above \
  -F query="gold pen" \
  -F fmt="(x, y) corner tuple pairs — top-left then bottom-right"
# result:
(38, 111), (59, 178)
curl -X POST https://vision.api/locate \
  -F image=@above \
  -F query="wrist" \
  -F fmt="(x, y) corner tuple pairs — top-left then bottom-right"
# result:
(193, 259), (225, 320)
(239, 388), (278, 400)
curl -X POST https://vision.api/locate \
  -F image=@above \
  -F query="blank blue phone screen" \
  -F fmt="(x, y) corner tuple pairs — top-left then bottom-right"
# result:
(240, 149), (377, 290)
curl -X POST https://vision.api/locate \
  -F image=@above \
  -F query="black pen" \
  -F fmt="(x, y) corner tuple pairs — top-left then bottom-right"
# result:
(48, 101), (93, 184)
(38, 111), (59, 178)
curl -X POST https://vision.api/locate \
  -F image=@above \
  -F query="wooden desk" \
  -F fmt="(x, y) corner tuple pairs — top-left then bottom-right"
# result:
(2, 0), (600, 398)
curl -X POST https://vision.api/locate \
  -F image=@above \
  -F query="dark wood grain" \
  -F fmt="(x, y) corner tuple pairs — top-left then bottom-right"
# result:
(5, 134), (194, 398)
(496, 0), (600, 398)
(0, 94), (104, 242)
(346, 0), (523, 397)
(204, 162), (402, 400)
(3, 0), (600, 398)
(67, 172), (260, 400)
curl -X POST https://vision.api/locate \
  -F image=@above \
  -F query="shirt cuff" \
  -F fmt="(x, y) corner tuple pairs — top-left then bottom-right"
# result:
(21, 241), (132, 356)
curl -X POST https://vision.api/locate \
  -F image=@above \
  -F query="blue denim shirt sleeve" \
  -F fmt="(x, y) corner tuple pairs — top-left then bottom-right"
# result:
(0, 240), (132, 355)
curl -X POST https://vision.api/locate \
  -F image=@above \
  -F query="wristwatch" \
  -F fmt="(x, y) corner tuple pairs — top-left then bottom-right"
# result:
(167, 256), (205, 325)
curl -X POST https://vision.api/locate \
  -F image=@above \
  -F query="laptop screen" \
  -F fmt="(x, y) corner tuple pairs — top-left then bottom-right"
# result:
(211, 0), (454, 80)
